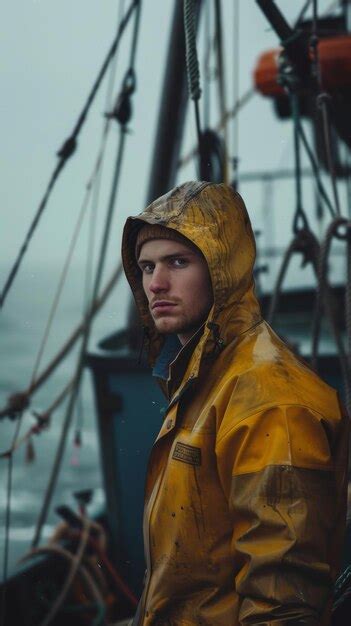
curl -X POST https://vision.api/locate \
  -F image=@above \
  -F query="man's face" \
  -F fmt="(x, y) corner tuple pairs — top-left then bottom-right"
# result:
(137, 238), (213, 345)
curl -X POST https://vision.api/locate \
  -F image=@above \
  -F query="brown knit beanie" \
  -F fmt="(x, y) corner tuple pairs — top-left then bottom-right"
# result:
(135, 223), (199, 260)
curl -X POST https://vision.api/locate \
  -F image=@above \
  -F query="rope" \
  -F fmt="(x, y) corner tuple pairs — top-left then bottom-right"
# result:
(311, 217), (351, 414)
(183, 0), (201, 101)
(32, 1), (141, 547)
(308, 0), (341, 216)
(30, 191), (91, 387)
(296, 116), (336, 219)
(178, 87), (254, 170)
(20, 542), (105, 626)
(32, 134), (126, 551)
(317, 93), (341, 215)
(39, 517), (91, 626)
(83, 0), (127, 311)
(0, 0), (139, 310)
(64, 528), (138, 607)
(0, 380), (73, 460)
(267, 229), (319, 325)
(184, 0), (203, 170)
(0, 262), (123, 420)
(290, 92), (310, 234)
(0, 418), (22, 626)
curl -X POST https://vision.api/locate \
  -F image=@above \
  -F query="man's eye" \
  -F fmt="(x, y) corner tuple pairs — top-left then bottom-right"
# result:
(141, 264), (153, 274)
(172, 258), (187, 267)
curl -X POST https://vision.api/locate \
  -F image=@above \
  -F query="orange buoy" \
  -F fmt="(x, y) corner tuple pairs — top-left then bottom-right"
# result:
(253, 36), (351, 96)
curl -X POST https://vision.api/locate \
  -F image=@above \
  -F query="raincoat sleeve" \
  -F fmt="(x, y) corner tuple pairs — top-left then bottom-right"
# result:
(215, 403), (348, 625)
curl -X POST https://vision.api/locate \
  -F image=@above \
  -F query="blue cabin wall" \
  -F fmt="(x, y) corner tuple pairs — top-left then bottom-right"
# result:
(87, 347), (165, 596)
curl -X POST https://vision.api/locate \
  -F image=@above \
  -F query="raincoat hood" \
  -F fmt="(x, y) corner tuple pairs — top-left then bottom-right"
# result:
(122, 182), (261, 372)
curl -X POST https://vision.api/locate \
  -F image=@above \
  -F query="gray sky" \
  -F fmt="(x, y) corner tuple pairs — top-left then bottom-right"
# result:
(1, 0), (343, 307)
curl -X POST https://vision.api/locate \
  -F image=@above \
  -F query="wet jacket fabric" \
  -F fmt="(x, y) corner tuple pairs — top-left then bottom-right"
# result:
(122, 182), (348, 626)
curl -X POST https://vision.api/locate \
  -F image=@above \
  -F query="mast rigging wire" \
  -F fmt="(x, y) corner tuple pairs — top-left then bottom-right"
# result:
(32, 0), (142, 549)
(0, 0), (139, 310)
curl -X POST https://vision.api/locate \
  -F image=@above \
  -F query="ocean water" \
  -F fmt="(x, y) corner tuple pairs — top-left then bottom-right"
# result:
(0, 262), (128, 579)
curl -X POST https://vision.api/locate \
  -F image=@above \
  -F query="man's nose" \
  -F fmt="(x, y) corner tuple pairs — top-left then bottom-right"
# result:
(149, 265), (169, 293)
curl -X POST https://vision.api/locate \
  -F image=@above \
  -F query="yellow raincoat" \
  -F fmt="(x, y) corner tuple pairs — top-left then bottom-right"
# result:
(122, 182), (348, 625)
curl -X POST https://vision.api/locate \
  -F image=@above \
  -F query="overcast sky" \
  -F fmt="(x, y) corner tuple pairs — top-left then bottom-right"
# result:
(1, 0), (342, 301)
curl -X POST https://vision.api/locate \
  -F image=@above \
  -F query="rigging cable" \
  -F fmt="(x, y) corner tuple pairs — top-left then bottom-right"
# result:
(0, 0), (139, 310)
(178, 86), (254, 170)
(31, 0), (142, 550)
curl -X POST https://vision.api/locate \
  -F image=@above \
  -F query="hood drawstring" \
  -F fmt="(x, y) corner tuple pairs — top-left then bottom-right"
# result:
(138, 326), (150, 365)
(207, 322), (225, 354)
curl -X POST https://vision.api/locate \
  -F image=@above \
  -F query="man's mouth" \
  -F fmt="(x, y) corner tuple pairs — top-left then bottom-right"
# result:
(151, 301), (177, 312)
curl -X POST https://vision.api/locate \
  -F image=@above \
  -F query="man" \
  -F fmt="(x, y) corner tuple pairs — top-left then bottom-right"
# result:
(121, 181), (348, 625)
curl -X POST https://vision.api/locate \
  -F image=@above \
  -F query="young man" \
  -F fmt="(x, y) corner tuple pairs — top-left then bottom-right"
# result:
(122, 181), (348, 625)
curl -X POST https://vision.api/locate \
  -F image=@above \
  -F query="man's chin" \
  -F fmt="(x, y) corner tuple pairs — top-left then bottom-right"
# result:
(154, 319), (180, 335)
